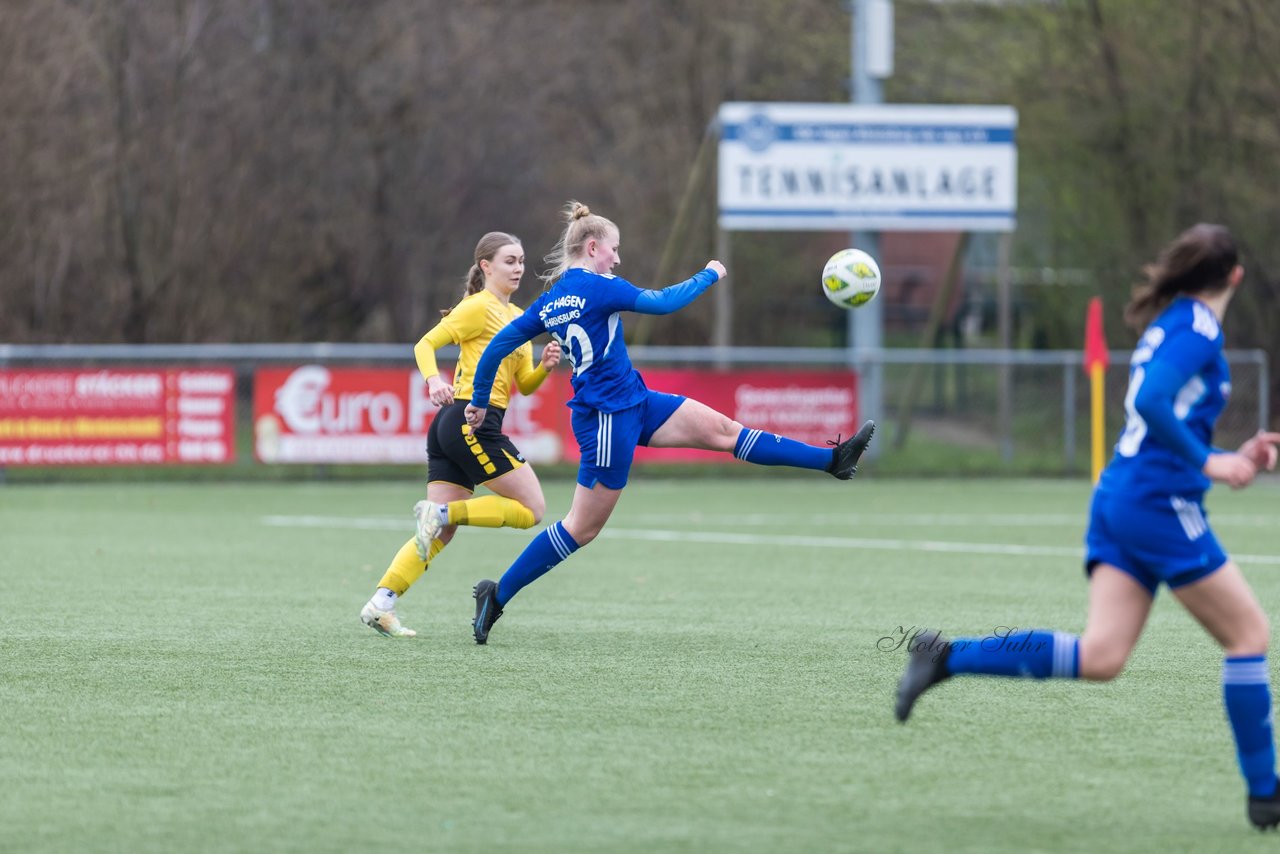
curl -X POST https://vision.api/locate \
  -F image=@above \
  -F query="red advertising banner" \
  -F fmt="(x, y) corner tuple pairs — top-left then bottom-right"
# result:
(567, 369), (861, 463)
(0, 368), (236, 466)
(251, 365), (570, 464)
(251, 365), (856, 467)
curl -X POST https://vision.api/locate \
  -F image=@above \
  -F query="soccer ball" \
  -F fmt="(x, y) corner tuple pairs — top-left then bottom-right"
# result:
(821, 248), (881, 309)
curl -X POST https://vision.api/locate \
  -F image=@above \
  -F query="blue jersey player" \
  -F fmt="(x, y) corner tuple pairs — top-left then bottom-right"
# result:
(894, 224), (1280, 830)
(460, 201), (875, 645)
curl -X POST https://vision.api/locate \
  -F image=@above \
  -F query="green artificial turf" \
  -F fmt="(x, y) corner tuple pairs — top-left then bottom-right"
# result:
(2, 476), (1279, 852)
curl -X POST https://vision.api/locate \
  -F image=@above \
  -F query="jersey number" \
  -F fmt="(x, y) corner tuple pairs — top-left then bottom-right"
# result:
(552, 324), (594, 376)
(1117, 366), (1147, 457)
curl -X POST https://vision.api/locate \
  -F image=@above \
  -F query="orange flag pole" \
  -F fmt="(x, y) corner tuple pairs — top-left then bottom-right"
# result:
(1083, 297), (1110, 484)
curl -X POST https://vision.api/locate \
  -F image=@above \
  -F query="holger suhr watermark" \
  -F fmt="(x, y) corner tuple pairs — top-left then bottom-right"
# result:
(878, 626), (1049, 662)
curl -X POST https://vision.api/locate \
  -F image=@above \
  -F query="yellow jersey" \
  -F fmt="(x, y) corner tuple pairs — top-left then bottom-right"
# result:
(413, 289), (548, 410)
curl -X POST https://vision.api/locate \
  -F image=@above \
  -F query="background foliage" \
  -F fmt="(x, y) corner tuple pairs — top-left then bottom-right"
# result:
(2, 0), (1276, 380)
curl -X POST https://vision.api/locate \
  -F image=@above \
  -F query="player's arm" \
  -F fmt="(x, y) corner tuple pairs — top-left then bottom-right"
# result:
(1134, 329), (1252, 486)
(466, 313), (542, 423)
(514, 341), (562, 396)
(414, 323), (466, 407)
(631, 262), (725, 315)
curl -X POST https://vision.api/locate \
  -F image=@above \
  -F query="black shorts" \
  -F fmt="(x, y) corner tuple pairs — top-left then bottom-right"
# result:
(426, 401), (525, 490)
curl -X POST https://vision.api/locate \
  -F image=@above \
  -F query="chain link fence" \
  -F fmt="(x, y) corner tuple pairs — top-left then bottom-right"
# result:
(873, 351), (1267, 475)
(0, 344), (1268, 478)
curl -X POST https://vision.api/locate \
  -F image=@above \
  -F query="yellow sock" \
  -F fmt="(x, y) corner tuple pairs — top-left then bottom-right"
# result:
(377, 536), (444, 596)
(446, 495), (536, 529)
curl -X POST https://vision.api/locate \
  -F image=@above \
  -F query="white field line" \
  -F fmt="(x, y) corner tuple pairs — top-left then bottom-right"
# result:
(630, 513), (1280, 527)
(260, 514), (1280, 565)
(638, 513), (1088, 526)
(259, 512), (1280, 528)
(614, 513), (1280, 527)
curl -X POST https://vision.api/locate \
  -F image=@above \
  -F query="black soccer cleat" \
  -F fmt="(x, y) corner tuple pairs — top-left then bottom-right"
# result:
(827, 420), (876, 480)
(1248, 789), (1280, 830)
(895, 628), (952, 723)
(472, 579), (503, 645)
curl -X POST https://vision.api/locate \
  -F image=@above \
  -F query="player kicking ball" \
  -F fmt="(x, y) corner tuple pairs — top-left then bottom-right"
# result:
(463, 201), (875, 645)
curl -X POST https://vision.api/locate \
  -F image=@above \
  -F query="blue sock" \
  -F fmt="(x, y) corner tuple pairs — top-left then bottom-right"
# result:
(496, 521), (580, 606)
(1224, 656), (1279, 798)
(945, 629), (1080, 679)
(733, 428), (830, 471)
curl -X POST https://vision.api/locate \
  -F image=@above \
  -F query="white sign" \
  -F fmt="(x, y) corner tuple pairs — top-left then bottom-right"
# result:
(718, 103), (1017, 232)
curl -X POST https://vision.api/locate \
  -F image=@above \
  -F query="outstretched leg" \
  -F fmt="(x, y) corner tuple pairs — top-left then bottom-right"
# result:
(647, 397), (874, 478)
(895, 564), (1151, 721)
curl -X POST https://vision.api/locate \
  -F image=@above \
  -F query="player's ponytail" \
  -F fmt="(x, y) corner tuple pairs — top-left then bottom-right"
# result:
(540, 200), (619, 287)
(440, 231), (521, 317)
(1124, 223), (1238, 331)
(464, 264), (486, 296)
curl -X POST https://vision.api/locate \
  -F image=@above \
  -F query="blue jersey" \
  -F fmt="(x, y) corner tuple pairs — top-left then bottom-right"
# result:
(1099, 297), (1230, 500)
(470, 267), (719, 414)
(525, 269), (647, 412)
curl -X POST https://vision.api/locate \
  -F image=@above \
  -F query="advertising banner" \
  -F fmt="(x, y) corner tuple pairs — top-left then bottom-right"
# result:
(0, 368), (235, 465)
(555, 369), (861, 464)
(251, 365), (569, 464)
(253, 365), (856, 468)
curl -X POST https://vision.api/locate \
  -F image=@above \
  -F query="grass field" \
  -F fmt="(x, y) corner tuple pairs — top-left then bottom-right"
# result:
(3, 475), (1280, 853)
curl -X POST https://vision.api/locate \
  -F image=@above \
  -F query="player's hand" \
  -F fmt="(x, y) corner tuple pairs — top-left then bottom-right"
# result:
(1203, 452), (1257, 489)
(427, 375), (454, 407)
(1237, 430), (1280, 472)
(464, 404), (486, 429)
(540, 340), (562, 371)
(705, 260), (727, 281)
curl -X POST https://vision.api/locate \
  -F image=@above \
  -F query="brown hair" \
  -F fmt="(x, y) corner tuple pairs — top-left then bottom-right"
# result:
(539, 201), (618, 286)
(441, 231), (521, 316)
(1124, 223), (1238, 330)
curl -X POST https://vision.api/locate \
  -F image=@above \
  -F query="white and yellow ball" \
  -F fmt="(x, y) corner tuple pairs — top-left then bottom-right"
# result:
(821, 248), (882, 309)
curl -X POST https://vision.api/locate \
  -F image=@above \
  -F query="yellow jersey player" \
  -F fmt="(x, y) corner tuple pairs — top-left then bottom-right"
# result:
(360, 232), (561, 638)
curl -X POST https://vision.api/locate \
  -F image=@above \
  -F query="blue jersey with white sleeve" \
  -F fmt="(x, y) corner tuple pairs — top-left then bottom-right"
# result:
(469, 267), (719, 414)
(1099, 297), (1230, 500)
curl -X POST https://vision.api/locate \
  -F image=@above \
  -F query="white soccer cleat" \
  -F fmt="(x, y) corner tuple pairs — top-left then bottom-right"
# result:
(412, 499), (444, 561)
(360, 600), (417, 638)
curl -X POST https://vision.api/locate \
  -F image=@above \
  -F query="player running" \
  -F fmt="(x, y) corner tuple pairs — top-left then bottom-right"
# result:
(360, 232), (561, 638)
(894, 223), (1280, 830)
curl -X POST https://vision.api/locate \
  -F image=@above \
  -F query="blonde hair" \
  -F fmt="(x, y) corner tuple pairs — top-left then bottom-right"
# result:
(441, 231), (521, 316)
(539, 201), (617, 286)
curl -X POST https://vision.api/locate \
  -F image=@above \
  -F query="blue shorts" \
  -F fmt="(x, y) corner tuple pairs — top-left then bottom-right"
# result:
(1084, 487), (1228, 595)
(571, 391), (686, 489)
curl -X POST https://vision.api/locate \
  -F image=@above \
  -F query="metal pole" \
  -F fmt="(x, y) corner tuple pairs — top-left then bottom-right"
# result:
(850, 232), (882, 432)
(1258, 351), (1271, 432)
(850, 0), (889, 447)
(714, 227), (732, 367)
(997, 232), (1014, 463)
(1063, 362), (1076, 472)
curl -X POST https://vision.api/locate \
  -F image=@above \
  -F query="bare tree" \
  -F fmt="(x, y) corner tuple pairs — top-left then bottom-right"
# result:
(0, 0), (1274, 411)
